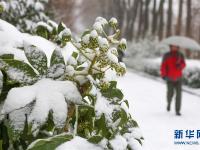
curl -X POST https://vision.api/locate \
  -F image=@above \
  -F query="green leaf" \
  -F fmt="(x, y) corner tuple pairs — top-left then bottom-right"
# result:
(35, 26), (49, 39)
(72, 52), (78, 59)
(95, 114), (111, 139)
(123, 100), (129, 108)
(118, 109), (128, 127)
(81, 29), (91, 38)
(101, 81), (124, 100)
(50, 49), (65, 66)
(0, 70), (20, 103)
(0, 54), (14, 60)
(27, 134), (73, 150)
(40, 111), (55, 132)
(109, 81), (117, 88)
(0, 4), (4, 13)
(76, 67), (85, 71)
(88, 135), (103, 144)
(57, 22), (66, 34)
(0, 121), (9, 150)
(77, 106), (95, 137)
(24, 45), (48, 75)
(101, 88), (123, 100)
(1, 59), (37, 78)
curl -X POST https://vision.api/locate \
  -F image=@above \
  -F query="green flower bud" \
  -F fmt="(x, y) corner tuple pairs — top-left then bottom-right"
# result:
(118, 38), (127, 50)
(109, 17), (118, 28)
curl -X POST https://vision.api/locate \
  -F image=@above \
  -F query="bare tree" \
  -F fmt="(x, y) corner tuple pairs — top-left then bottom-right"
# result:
(186, 0), (192, 37)
(152, 0), (157, 35)
(166, 0), (173, 37)
(125, 0), (140, 40)
(142, 0), (151, 37)
(137, 0), (144, 39)
(176, 0), (183, 35)
(158, 0), (165, 40)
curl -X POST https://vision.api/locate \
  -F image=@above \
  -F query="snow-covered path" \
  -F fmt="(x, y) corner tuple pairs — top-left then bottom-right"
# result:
(118, 71), (200, 150)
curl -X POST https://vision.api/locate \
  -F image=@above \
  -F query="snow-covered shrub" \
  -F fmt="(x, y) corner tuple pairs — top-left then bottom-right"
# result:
(0, 0), (49, 32)
(124, 38), (169, 71)
(0, 17), (143, 150)
(34, 21), (72, 47)
(127, 39), (157, 58)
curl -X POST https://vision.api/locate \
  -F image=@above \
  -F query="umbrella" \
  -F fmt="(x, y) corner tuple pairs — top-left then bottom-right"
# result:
(160, 36), (200, 51)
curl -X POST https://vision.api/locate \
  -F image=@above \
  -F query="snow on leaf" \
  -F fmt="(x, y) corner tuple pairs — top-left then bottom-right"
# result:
(0, 58), (37, 83)
(55, 136), (102, 150)
(27, 134), (73, 150)
(2, 78), (82, 131)
(24, 43), (48, 75)
(50, 49), (65, 65)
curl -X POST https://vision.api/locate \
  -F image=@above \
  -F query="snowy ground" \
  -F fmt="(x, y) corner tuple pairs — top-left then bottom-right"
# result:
(118, 70), (200, 150)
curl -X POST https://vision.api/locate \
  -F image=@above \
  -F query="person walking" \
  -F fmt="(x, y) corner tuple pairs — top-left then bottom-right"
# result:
(160, 45), (186, 116)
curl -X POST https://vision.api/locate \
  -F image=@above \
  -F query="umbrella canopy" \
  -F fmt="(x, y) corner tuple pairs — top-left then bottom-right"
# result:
(160, 36), (200, 51)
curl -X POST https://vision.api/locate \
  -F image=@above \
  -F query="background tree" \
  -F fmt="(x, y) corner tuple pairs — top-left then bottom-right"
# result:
(176, 0), (183, 35)
(186, 0), (192, 37)
(152, 0), (157, 35)
(142, 0), (151, 38)
(137, 0), (144, 40)
(166, 0), (173, 37)
(158, 0), (165, 40)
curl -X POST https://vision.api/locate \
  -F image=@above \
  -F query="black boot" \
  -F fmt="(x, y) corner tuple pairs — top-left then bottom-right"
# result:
(176, 112), (181, 116)
(167, 103), (171, 111)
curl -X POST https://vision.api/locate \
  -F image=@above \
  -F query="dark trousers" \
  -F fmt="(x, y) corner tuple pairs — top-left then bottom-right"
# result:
(167, 80), (182, 113)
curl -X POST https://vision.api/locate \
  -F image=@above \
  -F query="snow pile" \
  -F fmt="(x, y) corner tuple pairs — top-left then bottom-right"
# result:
(56, 136), (102, 150)
(109, 135), (128, 150)
(1, 78), (82, 131)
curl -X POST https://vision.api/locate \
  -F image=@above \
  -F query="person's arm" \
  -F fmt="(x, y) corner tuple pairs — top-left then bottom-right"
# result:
(160, 54), (168, 79)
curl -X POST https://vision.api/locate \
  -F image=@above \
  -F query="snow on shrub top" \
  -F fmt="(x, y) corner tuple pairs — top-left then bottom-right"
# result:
(0, 17), (143, 150)
(2, 79), (82, 131)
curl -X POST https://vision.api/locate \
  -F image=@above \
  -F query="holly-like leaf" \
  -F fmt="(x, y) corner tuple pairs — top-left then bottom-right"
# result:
(95, 114), (111, 139)
(27, 134), (73, 150)
(35, 26), (49, 39)
(50, 49), (65, 66)
(0, 54), (14, 60)
(88, 135), (103, 144)
(1, 59), (37, 79)
(57, 22), (66, 34)
(24, 45), (48, 75)
(72, 52), (78, 59)
(105, 88), (123, 100)
(118, 108), (128, 127)
(81, 29), (91, 38)
(101, 81), (123, 100)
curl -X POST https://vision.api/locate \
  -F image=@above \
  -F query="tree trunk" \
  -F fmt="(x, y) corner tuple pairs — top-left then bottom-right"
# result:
(166, 0), (173, 37)
(186, 0), (192, 37)
(176, 0), (183, 35)
(142, 0), (151, 38)
(137, 0), (144, 40)
(126, 0), (140, 40)
(152, 0), (157, 35)
(158, 0), (165, 40)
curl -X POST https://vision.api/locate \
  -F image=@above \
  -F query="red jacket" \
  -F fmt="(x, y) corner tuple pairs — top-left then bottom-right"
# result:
(160, 51), (186, 81)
